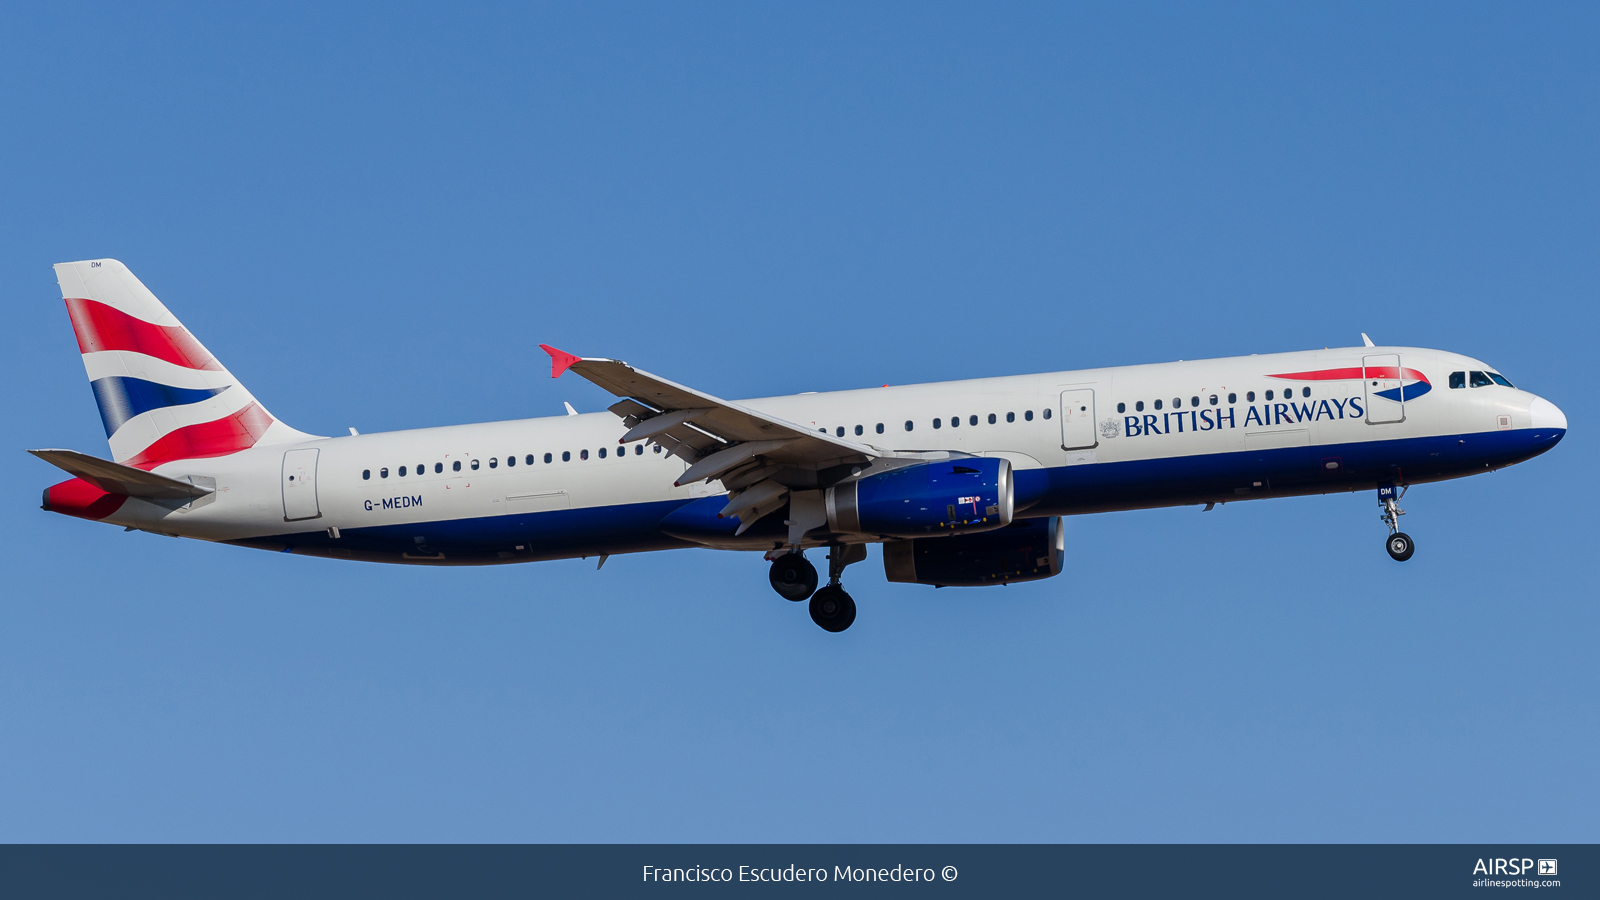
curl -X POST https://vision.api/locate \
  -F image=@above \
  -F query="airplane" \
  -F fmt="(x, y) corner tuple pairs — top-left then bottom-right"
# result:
(32, 259), (1567, 633)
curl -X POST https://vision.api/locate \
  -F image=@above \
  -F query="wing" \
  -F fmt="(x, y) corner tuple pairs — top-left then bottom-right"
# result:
(541, 345), (884, 534)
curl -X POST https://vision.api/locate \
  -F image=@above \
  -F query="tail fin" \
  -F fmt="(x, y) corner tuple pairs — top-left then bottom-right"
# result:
(54, 259), (315, 470)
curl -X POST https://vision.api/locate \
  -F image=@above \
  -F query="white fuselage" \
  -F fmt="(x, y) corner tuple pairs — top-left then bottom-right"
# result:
(82, 345), (1565, 565)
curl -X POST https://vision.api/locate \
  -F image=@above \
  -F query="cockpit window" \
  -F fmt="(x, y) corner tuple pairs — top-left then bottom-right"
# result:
(1469, 371), (1493, 388)
(1488, 372), (1514, 388)
(1449, 372), (1465, 389)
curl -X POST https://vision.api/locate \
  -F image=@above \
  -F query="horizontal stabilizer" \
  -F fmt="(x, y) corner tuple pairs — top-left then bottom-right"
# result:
(27, 449), (214, 500)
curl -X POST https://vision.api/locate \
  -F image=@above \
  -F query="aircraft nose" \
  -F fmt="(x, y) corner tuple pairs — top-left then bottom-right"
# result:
(1529, 396), (1567, 431)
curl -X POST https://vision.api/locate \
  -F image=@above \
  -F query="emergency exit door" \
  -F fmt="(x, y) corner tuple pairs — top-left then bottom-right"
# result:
(1059, 388), (1098, 450)
(281, 448), (321, 521)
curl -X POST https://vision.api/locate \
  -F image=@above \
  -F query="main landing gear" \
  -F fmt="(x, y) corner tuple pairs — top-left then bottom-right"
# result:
(809, 585), (855, 633)
(1379, 484), (1415, 562)
(767, 544), (865, 632)
(769, 553), (818, 601)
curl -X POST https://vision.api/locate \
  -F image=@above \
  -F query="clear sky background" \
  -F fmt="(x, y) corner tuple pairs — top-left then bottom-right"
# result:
(1, 4), (1595, 842)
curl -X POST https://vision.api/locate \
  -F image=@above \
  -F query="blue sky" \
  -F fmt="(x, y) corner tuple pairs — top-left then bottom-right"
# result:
(1, 3), (1595, 841)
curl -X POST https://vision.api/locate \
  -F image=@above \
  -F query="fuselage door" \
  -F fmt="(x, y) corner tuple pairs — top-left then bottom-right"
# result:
(281, 448), (321, 521)
(1363, 354), (1404, 424)
(1059, 388), (1098, 450)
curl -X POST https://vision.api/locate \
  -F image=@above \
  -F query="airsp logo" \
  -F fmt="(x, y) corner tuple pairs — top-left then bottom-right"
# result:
(1099, 418), (1120, 439)
(1473, 858), (1549, 876)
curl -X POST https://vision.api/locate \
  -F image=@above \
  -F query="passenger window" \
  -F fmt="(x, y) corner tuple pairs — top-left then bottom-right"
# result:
(599, 447), (607, 458)
(1154, 400), (1163, 410)
(1227, 393), (1236, 404)
(1006, 412), (1015, 422)
(399, 466), (407, 477)
(1117, 403), (1125, 413)
(435, 463), (443, 473)
(876, 423), (884, 434)
(1209, 395), (1217, 406)
(580, 449), (589, 460)
(562, 451), (571, 462)
(1302, 387), (1310, 398)
(1449, 371), (1466, 389)
(950, 417), (958, 428)
(362, 469), (371, 480)
(1134, 402), (1143, 412)
(1024, 410), (1034, 421)
(987, 413), (996, 424)
(380, 467), (389, 478)
(452, 461), (461, 472)
(416, 463), (424, 474)
(1470, 371), (1493, 388)
(1172, 398), (1181, 408)
(506, 455), (515, 467)
(933, 418), (942, 429)
(1489, 372), (1514, 387)
(1247, 392), (1255, 402)
(543, 453), (553, 463)
(1043, 408), (1052, 419)
(653, 444), (662, 453)
(836, 427), (845, 437)
(967, 415), (975, 426)
(636, 444), (644, 455)
(855, 425), (863, 436)
(488, 458), (497, 469)
(471, 459), (480, 470)
(1265, 390), (1274, 401)
(1192, 396), (1200, 406)
(525, 455), (534, 465)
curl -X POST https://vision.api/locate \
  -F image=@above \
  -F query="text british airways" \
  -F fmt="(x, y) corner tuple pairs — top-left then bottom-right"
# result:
(1124, 397), (1364, 437)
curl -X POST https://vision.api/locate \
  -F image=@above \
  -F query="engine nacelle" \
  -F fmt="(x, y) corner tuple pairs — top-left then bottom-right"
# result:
(826, 457), (1012, 539)
(882, 516), (1064, 587)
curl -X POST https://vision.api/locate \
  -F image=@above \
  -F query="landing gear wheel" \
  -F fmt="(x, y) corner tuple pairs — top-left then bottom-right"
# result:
(769, 554), (818, 601)
(809, 585), (857, 632)
(1386, 532), (1415, 562)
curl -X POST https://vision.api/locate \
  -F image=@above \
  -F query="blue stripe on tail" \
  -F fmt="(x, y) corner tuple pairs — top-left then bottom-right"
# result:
(89, 377), (228, 436)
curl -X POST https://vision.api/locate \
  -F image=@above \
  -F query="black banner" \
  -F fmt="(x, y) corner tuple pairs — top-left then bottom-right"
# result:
(1, 844), (1590, 898)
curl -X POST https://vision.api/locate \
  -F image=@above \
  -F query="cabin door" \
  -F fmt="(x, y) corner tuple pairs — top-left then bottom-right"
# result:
(1363, 354), (1405, 424)
(281, 448), (322, 521)
(1059, 388), (1098, 450)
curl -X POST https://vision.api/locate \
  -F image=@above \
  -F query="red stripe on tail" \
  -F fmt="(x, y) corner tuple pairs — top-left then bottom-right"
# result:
(123, 402), (274, 470)
(64, 298), (222, 371)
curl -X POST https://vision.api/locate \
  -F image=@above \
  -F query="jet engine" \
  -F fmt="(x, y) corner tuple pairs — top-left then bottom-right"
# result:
(882, 516), (1064, 587)
(826, 457), (1012, 538)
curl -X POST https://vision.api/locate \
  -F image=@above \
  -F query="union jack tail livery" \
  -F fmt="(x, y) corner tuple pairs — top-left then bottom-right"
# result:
(54, 259), (311, 470)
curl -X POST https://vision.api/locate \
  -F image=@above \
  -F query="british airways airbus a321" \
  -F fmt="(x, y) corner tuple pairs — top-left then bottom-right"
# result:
(32, 260), (1567, 632)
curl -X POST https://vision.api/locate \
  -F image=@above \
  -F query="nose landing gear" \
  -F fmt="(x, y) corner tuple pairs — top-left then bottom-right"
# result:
(1379, 484), (1415, 561)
